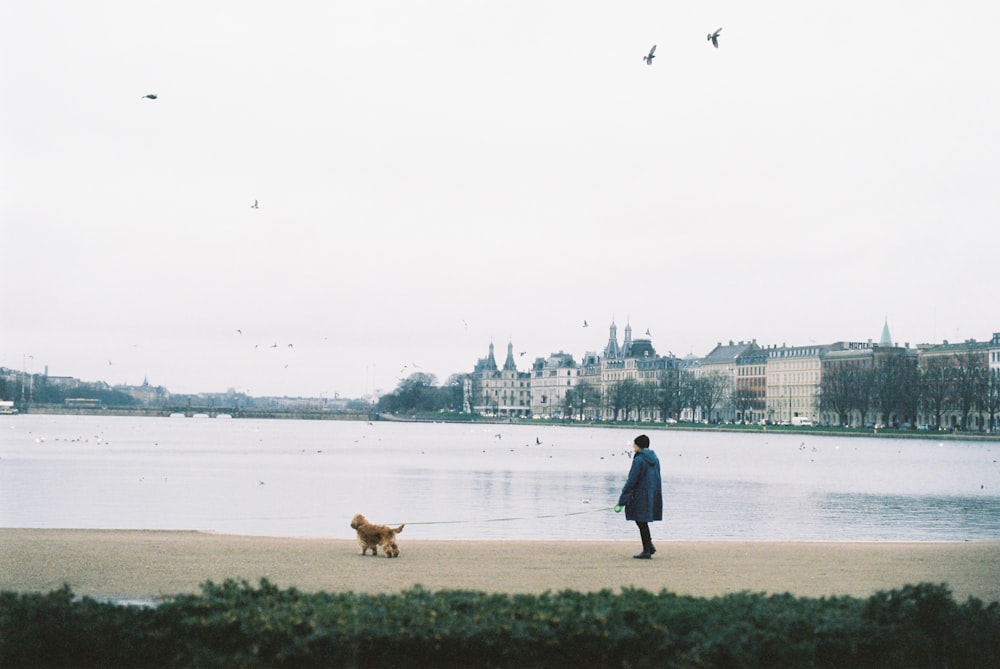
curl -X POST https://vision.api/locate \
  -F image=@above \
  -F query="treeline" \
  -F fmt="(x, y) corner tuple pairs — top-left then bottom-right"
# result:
(376, 372), (465, 414)
(0, 374), (138, 407)
(374, 359), (999, 431)
(2, 581), (998, 668)
(820, 354), (1000, 430)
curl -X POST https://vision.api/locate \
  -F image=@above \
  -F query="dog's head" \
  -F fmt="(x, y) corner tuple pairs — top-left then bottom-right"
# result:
(350, 513), (367, 530)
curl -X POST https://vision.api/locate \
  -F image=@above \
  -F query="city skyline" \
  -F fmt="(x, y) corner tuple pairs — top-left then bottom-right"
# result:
(6, 318), (997, 400)
(4, 2), (997, 399)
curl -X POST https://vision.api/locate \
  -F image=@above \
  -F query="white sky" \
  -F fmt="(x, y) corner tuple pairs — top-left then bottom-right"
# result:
(2, 1), (998, 399)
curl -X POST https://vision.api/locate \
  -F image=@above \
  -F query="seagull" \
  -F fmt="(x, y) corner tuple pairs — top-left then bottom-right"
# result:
(707, 28), (722, 48)
(251, 199), (259, 209)
(583, 320), (589, 328)
(645, 329), (652, 336)
(643, 44), (656, 65)
(141, 94), (157, 100)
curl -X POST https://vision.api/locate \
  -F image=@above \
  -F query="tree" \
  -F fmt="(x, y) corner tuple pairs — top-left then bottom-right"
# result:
(952, 352), (987, 430)
(695, 372), (730, 423)
(653, 369), (681, 422)
(606, 379), (642, 421)
(378, 372), (444, 413)
(677, 371), (699, 421)
(985, 370), (1000, 433)
(564, 381), (600, 420)
(871, 354), (918, 427)
(919, 358), (952, 429)
(730, 387), (757, 423)
(820, 365), (858, 427)
(444, 374), (469, 412)
(632, 381), (655, 421)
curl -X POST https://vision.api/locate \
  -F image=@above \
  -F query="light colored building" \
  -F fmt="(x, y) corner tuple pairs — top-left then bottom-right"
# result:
(766, 343), (830, 424)
(469, 341), (531, 418)
(530, 351), (578, 418)
(917, 337), (991, 430)
(701, 340), (760, 423)
(735, 345), (767, 424)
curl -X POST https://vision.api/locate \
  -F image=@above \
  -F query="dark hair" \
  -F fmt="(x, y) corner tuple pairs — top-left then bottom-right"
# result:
(634, 434), (650, 449)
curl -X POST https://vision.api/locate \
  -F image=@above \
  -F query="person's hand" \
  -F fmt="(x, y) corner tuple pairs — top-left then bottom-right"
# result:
(614, 505), (623, 513)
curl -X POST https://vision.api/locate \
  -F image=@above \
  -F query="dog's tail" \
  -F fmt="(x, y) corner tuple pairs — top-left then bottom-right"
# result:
(394, 524), (404, 533)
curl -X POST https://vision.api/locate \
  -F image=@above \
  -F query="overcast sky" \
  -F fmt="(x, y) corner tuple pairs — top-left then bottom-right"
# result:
(3, 1), (998, 399)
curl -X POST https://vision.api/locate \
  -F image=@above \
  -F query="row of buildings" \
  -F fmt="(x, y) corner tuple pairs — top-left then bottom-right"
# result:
(468, 320), (1000, 430)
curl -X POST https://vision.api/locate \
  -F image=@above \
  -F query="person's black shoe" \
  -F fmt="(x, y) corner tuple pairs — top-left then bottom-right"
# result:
(633, 551), (652, 559)
(648, 545), (656, 555)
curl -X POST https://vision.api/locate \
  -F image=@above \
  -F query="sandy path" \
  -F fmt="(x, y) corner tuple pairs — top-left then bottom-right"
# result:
(2, 529), (997, 603)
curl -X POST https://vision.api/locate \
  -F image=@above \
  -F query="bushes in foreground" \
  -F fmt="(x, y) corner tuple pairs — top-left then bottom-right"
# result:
(1, 580), (998, 668)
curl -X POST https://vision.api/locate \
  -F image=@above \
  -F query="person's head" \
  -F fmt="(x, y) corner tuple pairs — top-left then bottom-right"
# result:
(633, 434), (650, 451)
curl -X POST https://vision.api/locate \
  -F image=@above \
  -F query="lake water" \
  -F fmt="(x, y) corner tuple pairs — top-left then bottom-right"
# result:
(2, 415), (998, 542)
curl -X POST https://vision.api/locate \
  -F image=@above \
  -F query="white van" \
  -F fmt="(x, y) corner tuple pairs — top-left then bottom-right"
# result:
(791, 416), (813, 427)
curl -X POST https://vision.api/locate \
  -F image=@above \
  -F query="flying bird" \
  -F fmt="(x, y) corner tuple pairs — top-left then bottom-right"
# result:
(643, 44), (656, 65)
(251, 199), (259, 209)
(141, 94), (157, 100)
(645, 329), (652, 336)
(707, 28), (722, 48)
(583, 320), (589, 328)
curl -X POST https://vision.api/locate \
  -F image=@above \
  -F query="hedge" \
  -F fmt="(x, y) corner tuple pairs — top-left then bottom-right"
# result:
(1, 580), (998, 668)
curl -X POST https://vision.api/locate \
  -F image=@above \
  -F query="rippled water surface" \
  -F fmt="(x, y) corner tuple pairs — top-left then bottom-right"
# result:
(2, 415), (998, 541)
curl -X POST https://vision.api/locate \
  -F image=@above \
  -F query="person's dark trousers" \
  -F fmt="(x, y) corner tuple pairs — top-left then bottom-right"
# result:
(636, 522), (654, 554)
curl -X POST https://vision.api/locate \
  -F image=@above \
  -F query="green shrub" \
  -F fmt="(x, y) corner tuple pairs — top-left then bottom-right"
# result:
(1, 581), (997, 668)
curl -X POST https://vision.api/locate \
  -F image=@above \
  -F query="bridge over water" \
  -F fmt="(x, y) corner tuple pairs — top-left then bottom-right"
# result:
(21, 404), (373, 421)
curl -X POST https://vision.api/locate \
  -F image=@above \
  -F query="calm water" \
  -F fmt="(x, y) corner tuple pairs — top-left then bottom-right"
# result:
(2, 415), (998, 541)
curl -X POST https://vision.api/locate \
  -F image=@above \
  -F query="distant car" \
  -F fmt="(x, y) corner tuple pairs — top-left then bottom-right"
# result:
(665, 418), (678, 424)
(917, 424), (931, 430)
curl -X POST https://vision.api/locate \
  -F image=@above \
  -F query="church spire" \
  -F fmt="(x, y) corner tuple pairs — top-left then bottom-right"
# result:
(604, 320), (622, 360)
(503, 340), (517, 371)
(880, 318), (892, 346)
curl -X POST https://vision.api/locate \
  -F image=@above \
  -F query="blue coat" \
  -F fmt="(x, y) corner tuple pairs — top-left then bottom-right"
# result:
(618, 448), (663, 522)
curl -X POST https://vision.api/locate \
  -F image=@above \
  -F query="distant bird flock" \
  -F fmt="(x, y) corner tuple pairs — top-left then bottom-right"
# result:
(140, 25), (725, 220)
(644, 25), (722, 66)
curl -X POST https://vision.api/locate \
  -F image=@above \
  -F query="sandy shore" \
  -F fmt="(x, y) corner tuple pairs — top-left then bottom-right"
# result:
(2, 529), (997, 603)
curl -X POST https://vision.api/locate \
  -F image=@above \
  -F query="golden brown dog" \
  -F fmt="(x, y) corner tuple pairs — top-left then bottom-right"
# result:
(350, 513), (404, 557)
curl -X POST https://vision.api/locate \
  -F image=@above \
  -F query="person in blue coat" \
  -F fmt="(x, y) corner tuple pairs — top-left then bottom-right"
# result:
(616, 434), (663, 559)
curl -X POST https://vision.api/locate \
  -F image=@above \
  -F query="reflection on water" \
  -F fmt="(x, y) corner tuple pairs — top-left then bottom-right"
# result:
(1, 415), (997, 541)
(816, 493), (1000, 541)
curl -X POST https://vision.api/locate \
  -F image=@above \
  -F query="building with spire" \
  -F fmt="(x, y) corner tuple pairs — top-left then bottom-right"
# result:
(468, 340), (531, 417)
(880, 318), (893, 346)
(462, 318), (996, 430)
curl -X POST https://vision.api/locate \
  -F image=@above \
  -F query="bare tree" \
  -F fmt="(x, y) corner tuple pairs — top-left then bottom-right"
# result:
(731, 387), (757, 423)
(872, 354), (918, 427)
(952, 351), (987, 430)
(821, 365), (856, 427)
(920, 358), (952, 429)
(985, 370), (1000, 433)
(653, 369), (682, 421)
(694, 372), (729, 423)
